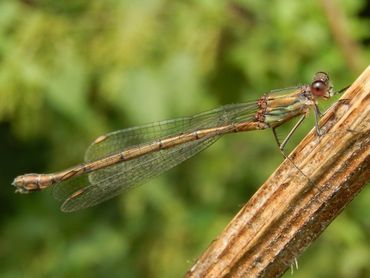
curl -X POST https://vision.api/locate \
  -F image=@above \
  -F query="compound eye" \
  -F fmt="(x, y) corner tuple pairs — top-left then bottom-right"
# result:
(311, 81), (328, 97)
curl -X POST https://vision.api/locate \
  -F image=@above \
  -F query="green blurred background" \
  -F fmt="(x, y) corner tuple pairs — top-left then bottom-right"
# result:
(0, 0), (369, 277)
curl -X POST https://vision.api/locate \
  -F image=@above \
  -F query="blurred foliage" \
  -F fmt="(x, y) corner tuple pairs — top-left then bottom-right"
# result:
(0, 0), (369, 277)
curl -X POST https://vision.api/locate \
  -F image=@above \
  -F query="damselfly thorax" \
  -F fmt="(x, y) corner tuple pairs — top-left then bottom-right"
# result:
(13, 72), (343, 212)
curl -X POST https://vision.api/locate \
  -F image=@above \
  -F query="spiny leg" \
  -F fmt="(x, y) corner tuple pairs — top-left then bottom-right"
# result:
(276, 115), (306, 151)
(272, 115), (314, 185)
(313, 103), (323, 136)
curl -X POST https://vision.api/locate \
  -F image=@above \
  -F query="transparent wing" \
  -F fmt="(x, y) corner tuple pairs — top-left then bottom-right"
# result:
(84, 102), (257, 162)
(60, 136), (218, 212)
(267, 86), (303, 100)
(52, 102), (258, 212)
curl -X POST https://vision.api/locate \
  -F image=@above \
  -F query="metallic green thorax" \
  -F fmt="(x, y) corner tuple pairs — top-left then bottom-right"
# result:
(260, 86), (315, 128)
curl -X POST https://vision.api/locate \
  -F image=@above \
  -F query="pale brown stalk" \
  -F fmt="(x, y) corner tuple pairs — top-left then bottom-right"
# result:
(185, 66), (370, 278)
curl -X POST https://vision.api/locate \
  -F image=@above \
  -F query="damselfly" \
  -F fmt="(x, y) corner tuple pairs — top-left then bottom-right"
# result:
(13, 72), (346, 212)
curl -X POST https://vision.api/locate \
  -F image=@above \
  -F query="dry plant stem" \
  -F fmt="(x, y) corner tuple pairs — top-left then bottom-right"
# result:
(185, 66), (370, 278)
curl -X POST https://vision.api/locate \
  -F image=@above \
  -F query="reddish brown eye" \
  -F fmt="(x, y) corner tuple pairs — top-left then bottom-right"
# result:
(311, 81), (327, 97)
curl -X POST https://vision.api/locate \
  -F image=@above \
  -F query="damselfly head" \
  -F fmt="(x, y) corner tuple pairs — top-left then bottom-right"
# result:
(311, 72), (333, 99)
